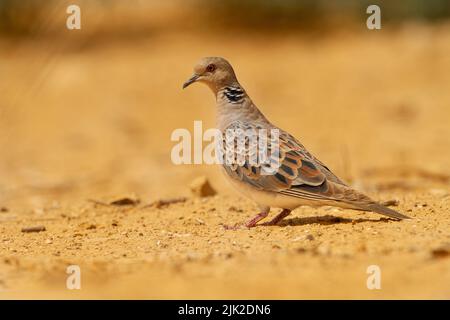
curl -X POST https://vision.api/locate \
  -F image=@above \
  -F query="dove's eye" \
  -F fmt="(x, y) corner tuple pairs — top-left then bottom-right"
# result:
(206, 64), (216, 72)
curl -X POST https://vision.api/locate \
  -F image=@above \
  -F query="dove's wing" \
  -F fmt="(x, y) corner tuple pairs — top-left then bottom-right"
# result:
(278, 131), (348, 186)
(221, 121), (410, 220)
(221, 121), (340, 193)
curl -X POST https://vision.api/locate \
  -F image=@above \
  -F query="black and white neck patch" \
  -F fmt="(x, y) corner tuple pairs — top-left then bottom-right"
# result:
(223, 86), (245, 104)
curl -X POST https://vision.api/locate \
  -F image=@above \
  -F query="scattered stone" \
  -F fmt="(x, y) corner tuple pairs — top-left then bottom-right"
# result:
(45, 239), (52, 244)
(229, 206), (243, 213)
(110, 196), (140, 206)
(224, 252), (233, 259)
(0, 207), (8, 213)
(185, 252), (198, 261)
(150, 197), (187, 209)
(189, 176), (217, 197)
(156, 240), (168, 248)
(88, 196), (140, 207)
(21, 225), (46, 233)
(381, 199), (399, 207)
(305, 234), (314, 241)
(86, 224), (97, 230)
(296, 247), (307, 254)
(431, 245), (450, 259)
(292, 234), (314, 242)
(87, 199), (110, 207)
(195, 218), (205, 225)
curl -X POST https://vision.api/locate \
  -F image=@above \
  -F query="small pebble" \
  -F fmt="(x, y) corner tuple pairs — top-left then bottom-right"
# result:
(189, 176), (217, 197)
(21, 225), (46, 233)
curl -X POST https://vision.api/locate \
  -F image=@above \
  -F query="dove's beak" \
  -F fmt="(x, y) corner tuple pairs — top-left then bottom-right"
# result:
(182, 74), (200, 89)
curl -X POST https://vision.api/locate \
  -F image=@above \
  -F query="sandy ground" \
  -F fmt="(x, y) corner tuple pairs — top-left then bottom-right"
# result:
(1, 24), (450, 299)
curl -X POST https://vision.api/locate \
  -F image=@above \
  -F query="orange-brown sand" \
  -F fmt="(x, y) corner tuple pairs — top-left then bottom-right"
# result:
(1, 25), (449, 299)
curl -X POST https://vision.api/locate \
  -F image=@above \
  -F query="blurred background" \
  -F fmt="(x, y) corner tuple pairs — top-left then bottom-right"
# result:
(0, 0), (449, 209)
(1, 0), (450, 300)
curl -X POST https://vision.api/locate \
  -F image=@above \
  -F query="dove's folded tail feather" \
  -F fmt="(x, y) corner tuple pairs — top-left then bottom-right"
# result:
(356, 203), (411, 220)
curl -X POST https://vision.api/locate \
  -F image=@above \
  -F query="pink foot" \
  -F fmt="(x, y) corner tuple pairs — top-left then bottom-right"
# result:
(260, 209), (291, 226)
(223, 211), (269, 230)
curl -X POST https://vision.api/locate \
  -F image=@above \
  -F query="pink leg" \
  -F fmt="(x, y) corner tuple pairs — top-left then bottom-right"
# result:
(244, 212), (269, 228)
(261, 209), (291, 226)
(224, 209), (269, 230)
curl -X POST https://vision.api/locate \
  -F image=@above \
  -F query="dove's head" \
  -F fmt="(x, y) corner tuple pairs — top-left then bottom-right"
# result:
(183, 57), (238, 92)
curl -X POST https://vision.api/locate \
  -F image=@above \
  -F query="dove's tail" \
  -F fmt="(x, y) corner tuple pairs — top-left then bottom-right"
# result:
(334, 184), (412, 220)
(357, 203), (411, 220)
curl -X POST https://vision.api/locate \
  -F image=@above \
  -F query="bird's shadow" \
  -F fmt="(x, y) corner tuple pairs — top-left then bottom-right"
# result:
(271, 214), (391, 227)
